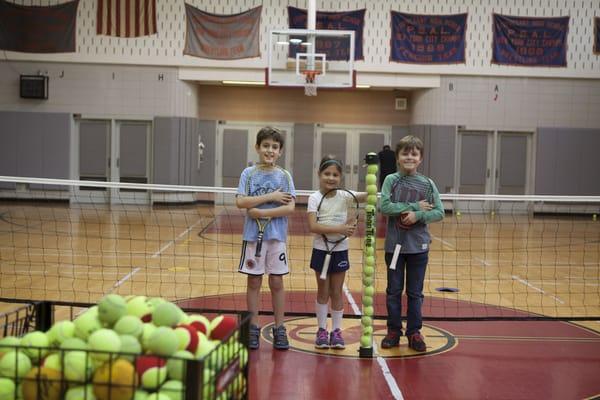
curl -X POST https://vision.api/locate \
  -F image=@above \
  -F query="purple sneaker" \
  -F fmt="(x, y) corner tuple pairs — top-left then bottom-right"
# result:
(315, 328), (329, 349)
(329, 328), (345, 349)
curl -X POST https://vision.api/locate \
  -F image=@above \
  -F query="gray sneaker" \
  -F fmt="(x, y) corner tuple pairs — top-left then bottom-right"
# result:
(248, 324), (260, 350)
(272, 325), (289, 350)
(329, 328), (345, 349)
(315, 328), (329, 349)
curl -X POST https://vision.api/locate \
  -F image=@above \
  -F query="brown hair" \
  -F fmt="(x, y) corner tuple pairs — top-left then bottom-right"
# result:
(318, 155), (343, 174)
(256, 126), (285, 148)
(395, 135), (424, 158)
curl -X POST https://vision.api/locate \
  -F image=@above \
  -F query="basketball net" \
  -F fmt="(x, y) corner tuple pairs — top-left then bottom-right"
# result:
(303, 70), (320, 96)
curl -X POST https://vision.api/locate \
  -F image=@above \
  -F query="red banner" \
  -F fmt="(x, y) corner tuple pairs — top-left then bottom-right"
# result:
(97, 0), (157, 37)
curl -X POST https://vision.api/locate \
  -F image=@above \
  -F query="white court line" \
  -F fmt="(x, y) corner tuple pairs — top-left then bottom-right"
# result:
(344, 282), (403, 399)
(151, 219), (204, 259)
(511, 275), (565, 304)
(430, 234), (455, 250)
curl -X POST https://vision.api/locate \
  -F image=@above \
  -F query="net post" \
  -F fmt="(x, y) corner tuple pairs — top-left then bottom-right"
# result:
(360, 152), (379, 358)
(34, 301), (53, 331)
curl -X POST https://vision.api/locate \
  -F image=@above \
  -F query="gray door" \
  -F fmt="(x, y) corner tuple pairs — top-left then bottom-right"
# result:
(79, 120), (109, 183)
(119, 122), (149, 184)
(222, 128), (249, 188)
(496, 133), (528, 195)
(459, 132), (489, 194)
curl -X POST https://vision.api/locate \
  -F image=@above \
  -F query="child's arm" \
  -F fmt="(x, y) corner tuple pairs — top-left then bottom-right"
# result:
(307, 212), (355, 237)
(413, 179), (444, 224)
(379, 175), (419, 216)
(354, 192), (368, 203)
(248, 199), (295, 219)
(236, 189), (292, 209)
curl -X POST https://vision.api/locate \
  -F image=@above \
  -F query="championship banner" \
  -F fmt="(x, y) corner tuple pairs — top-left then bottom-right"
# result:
(594, 17), (600, 54)
(0, 0), (79, 53)
(390, 11), (467, 63)
(184, 4), (262, 60)
(97, 0), (157, 37)
(492, 14), (569, 67)
(288, 6), (365, 60)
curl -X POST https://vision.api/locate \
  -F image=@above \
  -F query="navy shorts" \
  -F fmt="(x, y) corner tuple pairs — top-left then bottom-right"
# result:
(310, 249), (350, 275)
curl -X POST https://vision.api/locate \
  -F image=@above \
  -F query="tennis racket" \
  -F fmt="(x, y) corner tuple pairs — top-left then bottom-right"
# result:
(246, 165), (292, 258)
(316, 188), (360, 280)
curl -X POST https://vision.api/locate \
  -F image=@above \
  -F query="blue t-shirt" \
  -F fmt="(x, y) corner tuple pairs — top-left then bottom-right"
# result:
(236, 165), (296, 243)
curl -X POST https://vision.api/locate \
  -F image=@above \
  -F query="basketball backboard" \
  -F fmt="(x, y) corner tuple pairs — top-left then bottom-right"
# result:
(267, 29), (356, 95)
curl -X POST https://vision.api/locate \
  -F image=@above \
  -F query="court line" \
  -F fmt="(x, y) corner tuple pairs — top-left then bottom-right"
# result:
(342, 283), (361, 315)
(151, 219), (204, 258)
(511, 275), (565, 304)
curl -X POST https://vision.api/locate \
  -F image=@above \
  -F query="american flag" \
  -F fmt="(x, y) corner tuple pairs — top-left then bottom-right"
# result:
(97, 0), (156, 37)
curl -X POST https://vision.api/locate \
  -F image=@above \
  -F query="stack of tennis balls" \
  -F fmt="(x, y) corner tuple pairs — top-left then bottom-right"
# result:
(0, 294), (247, 400)
(361, 153), (379, 350)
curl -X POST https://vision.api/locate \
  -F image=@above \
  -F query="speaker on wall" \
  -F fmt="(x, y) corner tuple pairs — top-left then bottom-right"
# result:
(20, 75), (49, 99)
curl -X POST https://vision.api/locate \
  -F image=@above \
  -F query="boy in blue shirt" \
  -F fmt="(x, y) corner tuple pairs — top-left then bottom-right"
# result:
(380, 135), (444, 352)
(236, 127), (296, 350)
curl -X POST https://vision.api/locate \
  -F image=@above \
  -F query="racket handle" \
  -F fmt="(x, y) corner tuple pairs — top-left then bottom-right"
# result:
(389, 244), (401, 270)
(255, 234), (264, 257)
(319, 254), (331, 280)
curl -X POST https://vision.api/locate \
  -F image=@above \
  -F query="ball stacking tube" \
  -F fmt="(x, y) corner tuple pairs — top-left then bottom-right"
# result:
(361, 152), (379, 357)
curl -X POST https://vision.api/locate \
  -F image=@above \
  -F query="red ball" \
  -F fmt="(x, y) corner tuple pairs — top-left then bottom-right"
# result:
(135, 355), (166, 376)
(209, 315), (237, 341)
(175, 324), (199, 354)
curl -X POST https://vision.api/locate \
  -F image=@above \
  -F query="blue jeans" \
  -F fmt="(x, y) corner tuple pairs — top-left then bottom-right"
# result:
(385, 251), (428, 336)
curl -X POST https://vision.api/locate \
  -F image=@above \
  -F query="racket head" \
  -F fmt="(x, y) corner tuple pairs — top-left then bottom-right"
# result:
(316, 188), (360, 245)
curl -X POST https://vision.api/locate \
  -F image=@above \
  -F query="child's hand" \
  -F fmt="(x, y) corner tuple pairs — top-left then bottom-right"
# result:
(247, 208), (261, 219)
(401, 211), (418, 225)
(269, 189), (293, 204)
(339, 223), (356, 236)
(418, 200), (433, 211)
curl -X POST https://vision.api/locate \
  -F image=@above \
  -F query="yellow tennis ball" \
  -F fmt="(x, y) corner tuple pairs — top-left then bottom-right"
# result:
(126, 297), (153, 321)
(146, 394), (171, 400)
(367, 185), (377, 195)
(0, 351), (31, 379)
(98, 294), (127, 326)
(148, 327), (178, 357)
(367, 165), (378, 174)
(364, 256), (375, 267)
(160, 380), (184, 400)
(363, 266), (374, 277)
(364, 286), (375, 297)
(20, 331), (50, 362)
(47, 321), (75, 347)
(362, 295), (373, 307)
(367, 194), (377, 204)
(360, 335), (372, 347)
(361, 316), (372, 327)
(113, 315), (144, 338)
(0, 377), (16, 400)
(65, 385), (96, 400)
(152, 303), (183, 328)
(74, 310), (102, 341)
(22, 366), (64, 400)
(364, 246), (374, 257)
(118, 335), (142, 362)
(362, 325), (373, 335)
(140, 323), (157, 352)
(60, 337), (87, 351)
(134, 389), (150, 400)
(363, 276), (373, 287)
(366, 174), (376, 185)
(63, 351), (94, 383)
(43, 353), (62, 371)
(166, 350), (194, 381)
(363, 306), (374, 317)
(88, 329), (122, 362)
(0, 337), (20, 358)
(364, 204), (375, 214)
(93, 359), (137, 400)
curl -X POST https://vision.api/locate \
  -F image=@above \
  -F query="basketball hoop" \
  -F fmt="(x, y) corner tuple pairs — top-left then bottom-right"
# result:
(302, 70), (320, 96)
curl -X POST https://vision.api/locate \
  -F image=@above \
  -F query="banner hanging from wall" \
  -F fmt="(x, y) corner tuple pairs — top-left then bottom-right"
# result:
(492, 14), (569, 67)
(0, 0), (79, 53)
(97, 0), (157, 37)
(288, 6), (365, 60)
(184, 4), (262, 60)
(594, 17), (600, 54)
(390, 11), (467, 63)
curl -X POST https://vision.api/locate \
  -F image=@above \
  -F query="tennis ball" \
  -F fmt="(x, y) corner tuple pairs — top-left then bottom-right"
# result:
(148, 327), (178, 357)
(152, 303), (183, 328)
(363, 306), (374, 317)
(367, 194), (377, 204)
(118, 335), (142, 362)
(363, 246), (374, 257)
(126, 297), (153, 322)
(140, 323), (157, 352)
(363, 266), (374, 277)
(98, 294), (127, 326)
(174, 325), (199, 353)
(60, 337), (87, 351)
(367, 165), (378, 174)
(114, 315), (144, 338)
(187, 315), (210, 336)
(20, 331), (50, 362)
(364, 285), (375, 297)
(160, 380), (184, 400)
(0, 351), (31, 379)
(136, 355), (167, 390)
(65, 385), (96, 400)
(63, 351), (94, 383)
(93, 358), (137, 400)
(209, 316), (237, 341)
(365, 255), (375, 266)
(362, 295), (373, 307)
(47, 321), (75, 347)
(362, 325), (373, 336)
(166, 350), (194, 381)
(73, 310), (102, 341)
(360, 335), (372, 347)
(361, 315), (372, 327)
(133, 389), (150, 400)
(367, 184), (377, 195)
(195, 333), (217, 359)
(42, 353), (62, 371)
(0, 378), (16, 400)
(0, 337), (20, 358)
(364, 204), (375, 213)
(366, 174), (376, 185)
(22, 366), (63, 400)
(88, 329), (121, 362)
(363, 276), (373, 286)
(146, 393), (171, 400)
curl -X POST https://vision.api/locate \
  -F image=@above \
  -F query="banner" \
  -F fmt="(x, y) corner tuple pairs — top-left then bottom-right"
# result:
(390, 11), (467, 63)
(97, 0), (157, 37)
(492, 14), (569, 67)
(288, 6), (365, 60)
(0, 0), (79, 53)
(184, 4), (261, 60)
(595, 17), (600, 54)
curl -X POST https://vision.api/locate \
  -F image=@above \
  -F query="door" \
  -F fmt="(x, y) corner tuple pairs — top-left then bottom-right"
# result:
(77, 119), (110, 202)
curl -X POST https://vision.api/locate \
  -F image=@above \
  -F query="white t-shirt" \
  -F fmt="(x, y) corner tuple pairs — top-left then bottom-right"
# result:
(307, 190), (355, 251)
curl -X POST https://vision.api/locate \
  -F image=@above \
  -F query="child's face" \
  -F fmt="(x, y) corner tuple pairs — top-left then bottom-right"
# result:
(318, 164), (342, 192)
(255, 138), (282, 166)
(397, 147), (422, 175)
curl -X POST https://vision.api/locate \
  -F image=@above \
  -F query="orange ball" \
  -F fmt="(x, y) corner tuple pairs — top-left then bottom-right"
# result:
(22, 367), (64, 400)
(93, 359), (137, 400)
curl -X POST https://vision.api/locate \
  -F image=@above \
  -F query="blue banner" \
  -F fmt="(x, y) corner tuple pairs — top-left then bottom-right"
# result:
(390, 12), (467, 64)
(492, 14), (569, 67)
(288, 6), (364, 60)
(595, 17), (600, 54)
